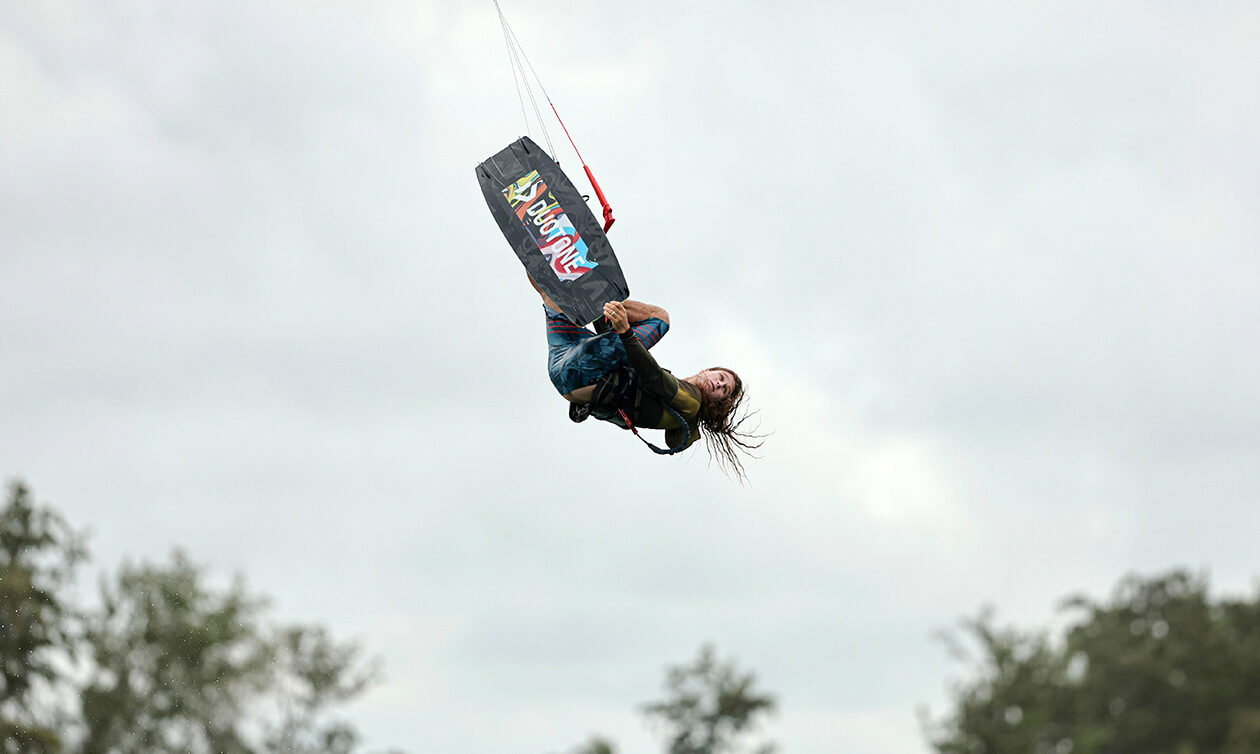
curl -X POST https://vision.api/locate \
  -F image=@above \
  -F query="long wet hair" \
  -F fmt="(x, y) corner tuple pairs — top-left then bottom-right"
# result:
(695, 367), (765, 484)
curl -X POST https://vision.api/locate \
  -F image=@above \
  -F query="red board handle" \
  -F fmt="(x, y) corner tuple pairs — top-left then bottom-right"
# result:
(584, 165), (615, 233)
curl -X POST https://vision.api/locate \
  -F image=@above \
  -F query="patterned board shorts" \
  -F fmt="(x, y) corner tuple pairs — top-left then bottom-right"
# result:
(544, 306), (668, 395)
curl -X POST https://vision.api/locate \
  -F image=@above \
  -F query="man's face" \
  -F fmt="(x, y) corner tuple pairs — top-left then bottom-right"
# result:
(698, 369), (735, 402)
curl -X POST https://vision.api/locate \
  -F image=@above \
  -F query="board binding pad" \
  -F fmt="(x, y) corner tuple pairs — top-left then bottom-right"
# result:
(476, 136), (628, 326)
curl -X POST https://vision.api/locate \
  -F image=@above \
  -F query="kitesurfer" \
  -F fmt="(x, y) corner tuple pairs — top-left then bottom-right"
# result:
(531, 277), (761, 479)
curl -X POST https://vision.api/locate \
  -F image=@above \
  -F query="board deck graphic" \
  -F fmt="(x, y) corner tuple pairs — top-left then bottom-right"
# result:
(476, 137), (628, 325)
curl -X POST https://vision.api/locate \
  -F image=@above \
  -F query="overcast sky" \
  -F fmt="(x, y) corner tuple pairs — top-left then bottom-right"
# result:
(3, 1), (1258, 752)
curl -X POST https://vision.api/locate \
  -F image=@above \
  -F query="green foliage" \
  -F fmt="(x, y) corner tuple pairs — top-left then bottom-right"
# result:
(77, 550), (276, 754)
(554, 645), (777, 754)
(260, 625), (381, 754)
(0, 481), (88, 754)
(569, 735), (617, 754)
(642, 644), (777, 754)
(927, 570), (1260, 754)
(0, 478), (402, 754)
(77, 550), (382, 754)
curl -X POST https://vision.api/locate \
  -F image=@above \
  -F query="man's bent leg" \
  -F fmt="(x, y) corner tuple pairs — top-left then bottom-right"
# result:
(621, 300), (669, 326)
(593, 299), (669, 337)
(528, 273), (564, 314)
(563, 385), (596, 404)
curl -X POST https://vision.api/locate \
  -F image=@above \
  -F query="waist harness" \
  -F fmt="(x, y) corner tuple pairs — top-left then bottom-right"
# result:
(568, 365), (691, 455)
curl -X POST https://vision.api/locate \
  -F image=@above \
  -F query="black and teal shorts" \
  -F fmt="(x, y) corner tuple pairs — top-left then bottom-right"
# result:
(544, 306), (668, 395)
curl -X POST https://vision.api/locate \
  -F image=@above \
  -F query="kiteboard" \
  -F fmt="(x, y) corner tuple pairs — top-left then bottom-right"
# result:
(476, 136), (628, 325)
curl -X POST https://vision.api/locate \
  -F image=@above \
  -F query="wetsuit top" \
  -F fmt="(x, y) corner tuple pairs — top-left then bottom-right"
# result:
(618, 329), (702, 450)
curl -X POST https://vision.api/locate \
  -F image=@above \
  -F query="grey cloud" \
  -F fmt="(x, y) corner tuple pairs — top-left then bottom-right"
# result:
(3, 2), (1258, 753)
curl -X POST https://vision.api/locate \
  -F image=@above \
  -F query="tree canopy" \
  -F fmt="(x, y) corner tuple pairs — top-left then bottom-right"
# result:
(0, 480), (87, 753)
(0, 480), (400, 754)
(642, 644), (777, 754)
(927, 570), (1260, 754)
(561, 644), (777, 754)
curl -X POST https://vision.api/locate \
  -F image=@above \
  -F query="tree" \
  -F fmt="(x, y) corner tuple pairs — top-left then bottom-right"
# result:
(554, 645), (777, 754)
(641, 644), (777, 754)
(259, 624), (381, 754)
(568, 736), (617, 754)
(926, 570), (1260, 754)
(0, 477), (404, 753)
(0, 481), (88, 754)
(76, 550), (381, 754)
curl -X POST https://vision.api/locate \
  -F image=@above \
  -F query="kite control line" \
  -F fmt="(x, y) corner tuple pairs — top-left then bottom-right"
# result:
(550, 103), (615, 232)
(493, 0), (616, 232)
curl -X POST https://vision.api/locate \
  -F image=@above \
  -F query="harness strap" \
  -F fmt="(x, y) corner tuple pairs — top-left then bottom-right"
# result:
(585, 364), (692, 456)
(617, 404), (692, 456)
